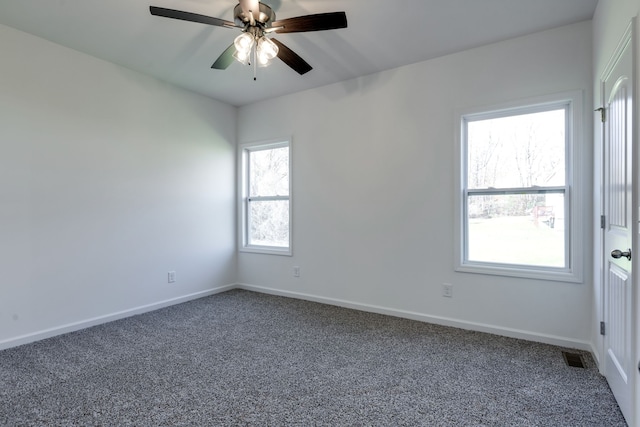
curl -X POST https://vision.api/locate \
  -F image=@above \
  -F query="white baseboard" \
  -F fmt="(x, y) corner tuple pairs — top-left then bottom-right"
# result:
(0, 284), (236, 351)
(235, 283), (593, 352)
(1, 283), (595, 355)
(590, 340), (605, 374)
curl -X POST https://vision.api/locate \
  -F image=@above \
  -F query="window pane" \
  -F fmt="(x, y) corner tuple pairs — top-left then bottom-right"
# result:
(467, 109), (565, 189)
(467, 193), (565, 267)
(249, 147), (289, 197)
(248, 200), (289, 247)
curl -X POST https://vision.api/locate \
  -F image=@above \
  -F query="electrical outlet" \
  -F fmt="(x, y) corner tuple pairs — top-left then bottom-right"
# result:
(442, 283), (453, 298)
(293, 266), (300, 277)
(168, 271), (176, 283)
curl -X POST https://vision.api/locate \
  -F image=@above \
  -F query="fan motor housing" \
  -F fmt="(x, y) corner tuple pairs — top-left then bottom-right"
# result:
(234, 3), (275, 27)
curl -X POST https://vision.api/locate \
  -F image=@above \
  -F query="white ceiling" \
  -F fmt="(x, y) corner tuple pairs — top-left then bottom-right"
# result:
(0, 0), (597, 106)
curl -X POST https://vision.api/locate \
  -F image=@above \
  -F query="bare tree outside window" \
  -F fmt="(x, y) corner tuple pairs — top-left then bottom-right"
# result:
(242, 142), (291, 253)
(465, 108), (567, 268)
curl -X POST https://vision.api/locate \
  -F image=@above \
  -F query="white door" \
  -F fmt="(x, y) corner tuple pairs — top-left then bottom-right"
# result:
(601, 21), (636, 426)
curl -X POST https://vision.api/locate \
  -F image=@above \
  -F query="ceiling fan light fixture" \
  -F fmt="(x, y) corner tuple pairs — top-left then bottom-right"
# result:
(257, 36), (278, 59)
(256, 36), (279, 67)
(233, 48), (251, 65)
(234, 32), (255, 55)
(256, 55), (272, 67)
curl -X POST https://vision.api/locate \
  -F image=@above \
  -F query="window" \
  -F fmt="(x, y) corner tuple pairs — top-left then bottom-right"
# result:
(239, 139), (291, 255)
(456, 93), (582, 282)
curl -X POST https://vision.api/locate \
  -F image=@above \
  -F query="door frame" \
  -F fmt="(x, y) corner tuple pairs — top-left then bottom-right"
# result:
(596, 17), (639, 426)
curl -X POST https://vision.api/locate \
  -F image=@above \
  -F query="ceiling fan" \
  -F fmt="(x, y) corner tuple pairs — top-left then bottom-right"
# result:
(149, 0), (348, 78)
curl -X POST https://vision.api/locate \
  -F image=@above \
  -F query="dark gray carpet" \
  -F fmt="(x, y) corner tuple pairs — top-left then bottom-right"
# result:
(0, 289), (625, 426)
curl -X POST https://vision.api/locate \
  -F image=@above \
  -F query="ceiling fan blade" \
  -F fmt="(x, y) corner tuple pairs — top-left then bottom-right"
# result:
(238, 0), (260, 23)
(272, 12), (347, 34)
(211, 44), (237, 70)
(271, 38), (312, 75)
(150, 6), (236, 28)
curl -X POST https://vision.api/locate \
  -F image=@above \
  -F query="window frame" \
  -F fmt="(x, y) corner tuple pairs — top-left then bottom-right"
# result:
(455, 92), (583, 283)
(238, 138), (292, 256)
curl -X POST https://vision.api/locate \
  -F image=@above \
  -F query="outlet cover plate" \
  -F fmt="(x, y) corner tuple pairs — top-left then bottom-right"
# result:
(442, 283), (453, 298)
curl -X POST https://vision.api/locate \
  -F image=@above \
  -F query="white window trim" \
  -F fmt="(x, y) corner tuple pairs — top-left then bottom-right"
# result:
(238, 137), (293, 256)
(454, 91), (584, 283)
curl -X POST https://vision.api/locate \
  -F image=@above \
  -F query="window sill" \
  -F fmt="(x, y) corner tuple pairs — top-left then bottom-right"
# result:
(455, 263), (582, 283)
(239, 246), (292, 256)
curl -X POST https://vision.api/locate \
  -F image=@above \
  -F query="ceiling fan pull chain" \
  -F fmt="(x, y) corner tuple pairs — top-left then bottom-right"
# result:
(253, 45), (257, 81)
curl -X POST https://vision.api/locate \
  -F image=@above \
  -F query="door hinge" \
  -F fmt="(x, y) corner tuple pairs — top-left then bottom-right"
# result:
(600, 321), (606, 336)
(600, 215), (606, 229)
(595, 107), (606, 123)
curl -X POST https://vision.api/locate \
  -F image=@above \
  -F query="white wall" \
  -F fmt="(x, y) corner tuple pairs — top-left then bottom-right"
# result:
(0, 18), (598, 352)
(0, 24), (237, 349)
(237, 21), (594, 349)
